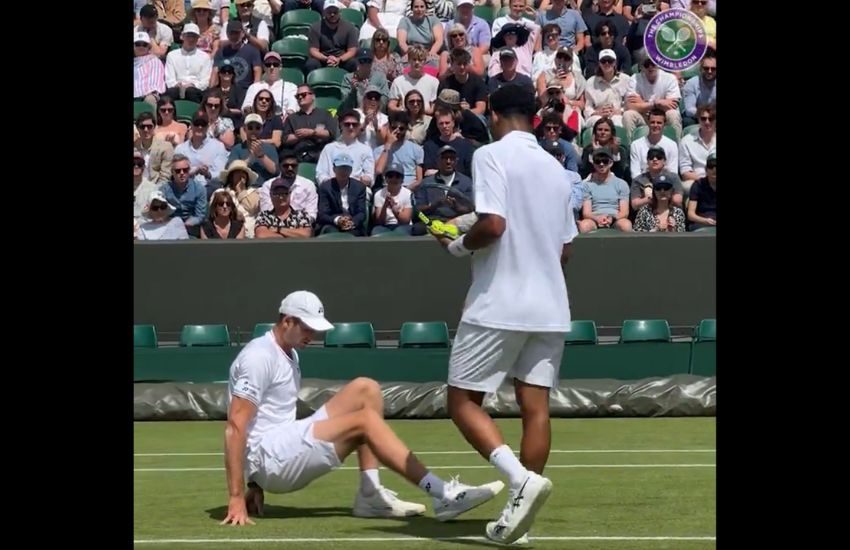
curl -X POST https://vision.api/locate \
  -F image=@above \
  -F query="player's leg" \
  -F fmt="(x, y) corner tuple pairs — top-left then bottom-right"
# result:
(514, 379), (552, 475)
(311, 408), (504, 521)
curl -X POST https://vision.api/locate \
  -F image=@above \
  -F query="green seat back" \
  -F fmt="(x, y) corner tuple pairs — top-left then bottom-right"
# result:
(134, 325), (158, 348)
(282, 67), (305, 85)
(174, 99), (201, 123)
(179, 324), (231, 347)
(695, 319), (716, 342)
(564, 321), (598, 345)
(620, 320), (671, 343)
(399, 322), (451, 348)
(297, 162), (317, 183)
(253, 323), (275, 338)
(325, 322), (376, 348)
(340, 8), (364, 28)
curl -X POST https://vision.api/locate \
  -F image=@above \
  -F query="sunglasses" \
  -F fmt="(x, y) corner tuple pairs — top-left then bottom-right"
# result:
(702, 66), (716, 72)
(365, 93), (380, 100)
(295, 92), (311, 99)
(407, 99), (422, 104)
(593, 158), (611, 165)
(544, 125), (560, 131)
(281, 163), (298, 169)
(648, 154), (665, 161)
(193, 121), (209, 127)
(134, 42), (150, 47)
(271, 191), (290, 197)
(600, 58), (615, 64)
(215, 202), (234, 208)
(219, 69), (235, 75)
(373, 37), (388, 43)
(246, 123), (262, 131)
(700, 116), (715, 121)
(264, 62), (281, 68)
(257, 96), (272, 102)
(450, 33), (465, 38)
(173, 167), (190, 174)
(150, 203), (169, 211)
(138, 123), (154, 130)
(159, 107), (174, 113)
(342, 122), (359, 128)
(133, 160), (145, 168)
(391, 124), (407, 131)
(205, 102), (221, 109)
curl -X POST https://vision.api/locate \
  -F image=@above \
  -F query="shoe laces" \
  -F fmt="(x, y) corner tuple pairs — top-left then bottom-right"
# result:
(377, 486), (399, 502)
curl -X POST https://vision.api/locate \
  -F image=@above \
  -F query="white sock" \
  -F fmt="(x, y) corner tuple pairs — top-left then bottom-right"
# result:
(360, 469), (381, 496)
(418, 472), (445, 499)
(489, 445), (529, 489)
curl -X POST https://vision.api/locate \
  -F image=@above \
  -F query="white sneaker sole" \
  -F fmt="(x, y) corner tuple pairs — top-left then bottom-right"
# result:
(486, 477), (553, 545)
(352, 503), (426, 518)
(435, 480), (505, 522)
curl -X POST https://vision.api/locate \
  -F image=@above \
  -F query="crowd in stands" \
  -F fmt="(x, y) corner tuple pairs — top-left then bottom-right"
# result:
(134, 0), (716, 240)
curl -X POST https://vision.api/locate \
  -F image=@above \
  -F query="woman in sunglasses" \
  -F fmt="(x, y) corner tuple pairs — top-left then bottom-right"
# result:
(403, 89), (431, 145)
(209, 60), (247, 123)
(218, 160), (261, 237)
(201, 189), (247, 239)
(438, 23), (484, 79)
(137, 191), (190, 240)
(369, 28), (403, 83)
(633, 179), (685, 232)
(240, 90), (283, 149)
(200, 89), (236, 149)
(154, 96), (188, 146)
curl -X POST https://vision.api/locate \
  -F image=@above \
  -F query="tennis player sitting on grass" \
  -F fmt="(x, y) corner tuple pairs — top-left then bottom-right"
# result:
(221, 290), (504, 526)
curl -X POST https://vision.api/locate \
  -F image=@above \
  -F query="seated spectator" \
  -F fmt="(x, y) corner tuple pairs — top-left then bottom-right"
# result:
(280, 84), (338, 164)
(402, 89), (432, 144)
(438, 23), (485, 78)
(425, 88), (488, 146)
(285, 0), (325, 17)
(200, 89), (237, 149)
(135, 4), (174, 59)
(228, 113), (280, 185)
(151, 0), (186, 27)
(487, 23), (533, 79)
(211, 0), (232, 27)
(397, 0), (444, 66)
(161, 154), (209, 237)
(626, 1), (671, 61)
(624, 59), (682, 140)
(317, 110), (376, 187)
(583, 48), (629, 129)
(412, 144), (473, 235)
(367, 28), (404, 83)
(340, 48), (391, 113)
(670, 0), (715, 16)
(629, 108), (678, 180)
(135, 113), (175, 184)
(360, 0), (408, 41)
(689, 0), (716, 50)
(221, 0), (271, 52)
(445, 0), (490, 56)
(678, 105), (716, 192)
(535, 0), (587, 52)
(218, 160), (262, 236)
(134, 33), (166, 107)
(134, 149), (160, 224)
(155, 96), (188, 147)
(682, 49), (715, 127)
(579, 117), (628, 179)
(542, 140), (584, 218)
(582, 20), (631, 78)
(175, 115), (229, 197)
(242, 52), (299, 118)
(211, 21), (263, 91)
(488, 48), (535, 95)
(371, 164), (414, 235)
(583, 0), (630, 46)
(306, 0), (360, 73)
(422, 108), (474, 176)
(493, 0), (540, 36)
(578, 148), (631, 233)
(201, 189), (247, 239)
(633, 178), (686, 232)
(240, 89), (284, 149)
(438, 48), (488, 117)
(629, 146), (683, 211)
(317, 153), (369, 236)
(356, 84), (390, 150)
(165, 24), (213, 104)
(533, 24), (565, 82)
(188, 0), (221, 58)
(210, 59), (247, 122)
(254, 178), (315, 238)
(538, 112), (580, 173)
(374, 112), (425, 189)
(389, 46), (440, 114)
(137, 191), (190, 240)
(259, 153), (319, 222)
(687, 153), (716, 230)
(536, 49), (586, 132)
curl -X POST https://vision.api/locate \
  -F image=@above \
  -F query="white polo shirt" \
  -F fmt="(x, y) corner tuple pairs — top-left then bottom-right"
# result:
(228, 331), (301, 454)
(461, 131), (577, 332)
(630, 135), (679, 180)
(627, 70), (681, 102)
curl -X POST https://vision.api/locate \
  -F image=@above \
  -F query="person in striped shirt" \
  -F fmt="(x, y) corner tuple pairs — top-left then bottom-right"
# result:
(134, 32), (166, 107)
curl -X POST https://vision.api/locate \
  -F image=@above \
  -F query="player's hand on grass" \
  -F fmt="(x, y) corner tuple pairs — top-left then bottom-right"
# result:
(246, 485), (265, 517)
(221, 496), (255, 526)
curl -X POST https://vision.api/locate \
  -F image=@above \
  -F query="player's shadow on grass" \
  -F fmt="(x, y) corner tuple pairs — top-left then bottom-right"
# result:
(206, 504), (352, 520)
(366, 518), (495, 547)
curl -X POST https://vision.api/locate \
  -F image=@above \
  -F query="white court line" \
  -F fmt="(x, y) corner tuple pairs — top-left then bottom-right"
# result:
(134, 449), (716, 457)
(134, 535), (716, 544)
(135, 464), (716, 472)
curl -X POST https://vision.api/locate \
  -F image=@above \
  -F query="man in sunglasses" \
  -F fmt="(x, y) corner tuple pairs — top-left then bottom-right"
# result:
(175, 115), (229, 198)
(629, 145), (684, 212)
(281, 84), (338, 164)
(161, 154), (209, 238)
(134, 112), (175, 184)
(682, 49), (716, 126)
(374, 112), (424, 190)
(316, 110), (375, 188)
(305, 0), (360, 73)
(259, 153), (319, 223)
(340, 48), (389, 113)
(316, 153), (368, 236)
(221, 0), (271, 53)
(678, 104), (715, 193)
(242, 51), (299, 117)
(228, 113), (280, 186)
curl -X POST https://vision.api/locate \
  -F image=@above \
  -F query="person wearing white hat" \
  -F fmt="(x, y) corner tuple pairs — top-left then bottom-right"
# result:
(135, 4), (174, 59)
(221, 290), (505, 526)
(134, 32), (166, 107)
(136, 191), (190, 240)
(165, 23), (213, 103)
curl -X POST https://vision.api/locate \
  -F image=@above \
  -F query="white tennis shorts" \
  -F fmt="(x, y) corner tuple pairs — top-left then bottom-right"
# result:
(448, 322), (566, 393)
(246, 405), (342, 494)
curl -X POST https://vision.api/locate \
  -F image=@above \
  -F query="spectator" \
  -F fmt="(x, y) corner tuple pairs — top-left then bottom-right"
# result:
(412, 144), (473, 236)
(425, 88), (489, 146)
(678, 105), (715, 192)
(402, 89), (432, 145)
(682, 49), (716, 126)
(489, 48), (535, 94)
(134, 33), (166, 107)
(281, 84), (339, 164)
(438, 23), (485, 78)
(255, 178), (315, 239)
(397, 0), (444, 65)
(582, 20), (631, 78)
(405, 0), (455, 21)
(201, 89), (237, 149)
(134, 149), (160, 224)
(687, 152), (716, 230)
(626, 1), (671, 61)
(629, 108), (678, 180)
(161, 154), (209, 237)
(210, 59), (247, 121)
(388, 46), (440, 114)
(240, 89), (284, 149)
(317, 110), (376, 187)
(629, 145), (683, 211)
(633, 178), (686, 232)
(137, 191), (190, 240)
(669, 0), (715, 16)
(367, 28), (403, 83)
(487, 23), (534, 79)
(538, 76), (583, 137)
(356, 84), (390, 150)
(536, 48), (586, 131)
(583, 48), (629, 128)
(150, 0), (186, 27)
(579, 117), (628, 179)
(423, 107), (474, 176)
(579, 148), (632, 233)
(154, 96), (188, 147)
(317, 153), (369, 236)
(374, 112), (425, 189)
(535, 0), (588, 53)
(306, 0), (360, 73)
(188, 0), (222, 58)
(259, 153), (319, 222)
(250, 0), (282, 31)
(285, 0), (326, 17)
(538, 112), (580, 173)
(583, 0), (630, 46)
(542, 140), (584, 218)
(135, 112), (175, 184)
(371, 163), (414, 235)
(135, 4), (174, 59)
(438, 48), (488, 118)
(221, 0), (271, 52)
(242, 52), (299, 118)
(689, 0), (715, 49)
(340, 48), (391, 113)
(218, 160), (262, 236)
(201, 189), (247, 239)
(229, 113), (280, 185)
(360, 0), (408, 42)
(165, 24), (213, 103)
(624, 59), (682, 139)
(493, 0), (539, 36)
(211, 21), (263, 90)
(445, 0), (490, 55)
(175, 115), (229, 196)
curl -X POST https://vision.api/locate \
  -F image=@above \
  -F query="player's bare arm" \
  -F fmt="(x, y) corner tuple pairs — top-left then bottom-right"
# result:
(221, 396), (258, 526)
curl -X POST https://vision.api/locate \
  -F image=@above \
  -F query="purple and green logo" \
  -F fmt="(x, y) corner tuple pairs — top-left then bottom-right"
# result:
(644, 8), (708, 71)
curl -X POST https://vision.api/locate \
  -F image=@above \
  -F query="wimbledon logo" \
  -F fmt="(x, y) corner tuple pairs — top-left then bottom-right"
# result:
(644, 8), (708, 71)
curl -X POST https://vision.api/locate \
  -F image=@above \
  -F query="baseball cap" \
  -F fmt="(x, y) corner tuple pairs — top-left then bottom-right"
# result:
(279, 291), (334, 332)
(647, 145), (666, 159)
(384, 163), (404, 177)
(437, 144), (457, 155)
(546, 77), (563, 90)
(333, 153), (354, 168)
(324, 0), (343, 9)
(457, 0), (475, 6)
(436, 89), (461, 106)
(364, 83), (384, 97)
(652, 175), (673, 190)
(591, 147), (613, 159)
(357, 48), (373, 62)
(498, 48), (517, 59)
(270, 177), (294, 193)
(264, 51), (282, 62)
(244, 113), (264, 126)
(217, 58), (235, 71)
(598, 49), (617, 62)
(134, 32), (151, 45)
(543, 140), (565, 156)
(182, 23), (201, 36)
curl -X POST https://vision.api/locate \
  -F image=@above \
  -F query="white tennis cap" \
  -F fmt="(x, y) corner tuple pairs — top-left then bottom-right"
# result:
(279, 291), (334, 332)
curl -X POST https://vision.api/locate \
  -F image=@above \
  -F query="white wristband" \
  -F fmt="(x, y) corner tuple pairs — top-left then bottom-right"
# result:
(447, 237), (472, 257)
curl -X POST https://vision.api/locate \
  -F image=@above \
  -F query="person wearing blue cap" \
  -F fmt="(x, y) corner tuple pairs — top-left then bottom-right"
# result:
(316, 152), (369, 236)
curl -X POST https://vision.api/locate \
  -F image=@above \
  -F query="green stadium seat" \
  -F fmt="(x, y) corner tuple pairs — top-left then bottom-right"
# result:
(313, 96), (341, 114)
(279, 9), (320, 38)
(399, 322), (451, 348)
(282, 67), (305, 85)
(179, 324), (231, 347)
(690, 319), (716, 375)
(307, 67), (348, 94)
(680, 64), (700, 80)
(297, 162), (317, 182)
(631, 125), (649, 141)
(691, 227), (716, 233)
(662, 124), (678, 142)
(564, 321), (597, 345)
(272, 38), (309, 67)
(134, 102), (155, 120)
(316, 231), (357, 239)
(340, 8), (364, 28)
(174, 100), (201, 123)
(473, 6), (495, 24)
(253, 323), (275, 338)
(695, 319), (716, 341)
(134, 325), (158, 348)
(325, 322), (376, 348)
(620, 320), (671, 343)
(684, 124), (700, 137)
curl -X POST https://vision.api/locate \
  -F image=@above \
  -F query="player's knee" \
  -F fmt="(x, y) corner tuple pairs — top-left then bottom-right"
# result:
(356, 407), (383, 431)
(351, 377), (382, 402)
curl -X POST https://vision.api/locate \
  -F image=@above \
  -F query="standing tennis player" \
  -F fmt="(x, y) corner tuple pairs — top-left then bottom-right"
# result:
(221, 290), (504, 526)
(434, 85), (579, 544)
